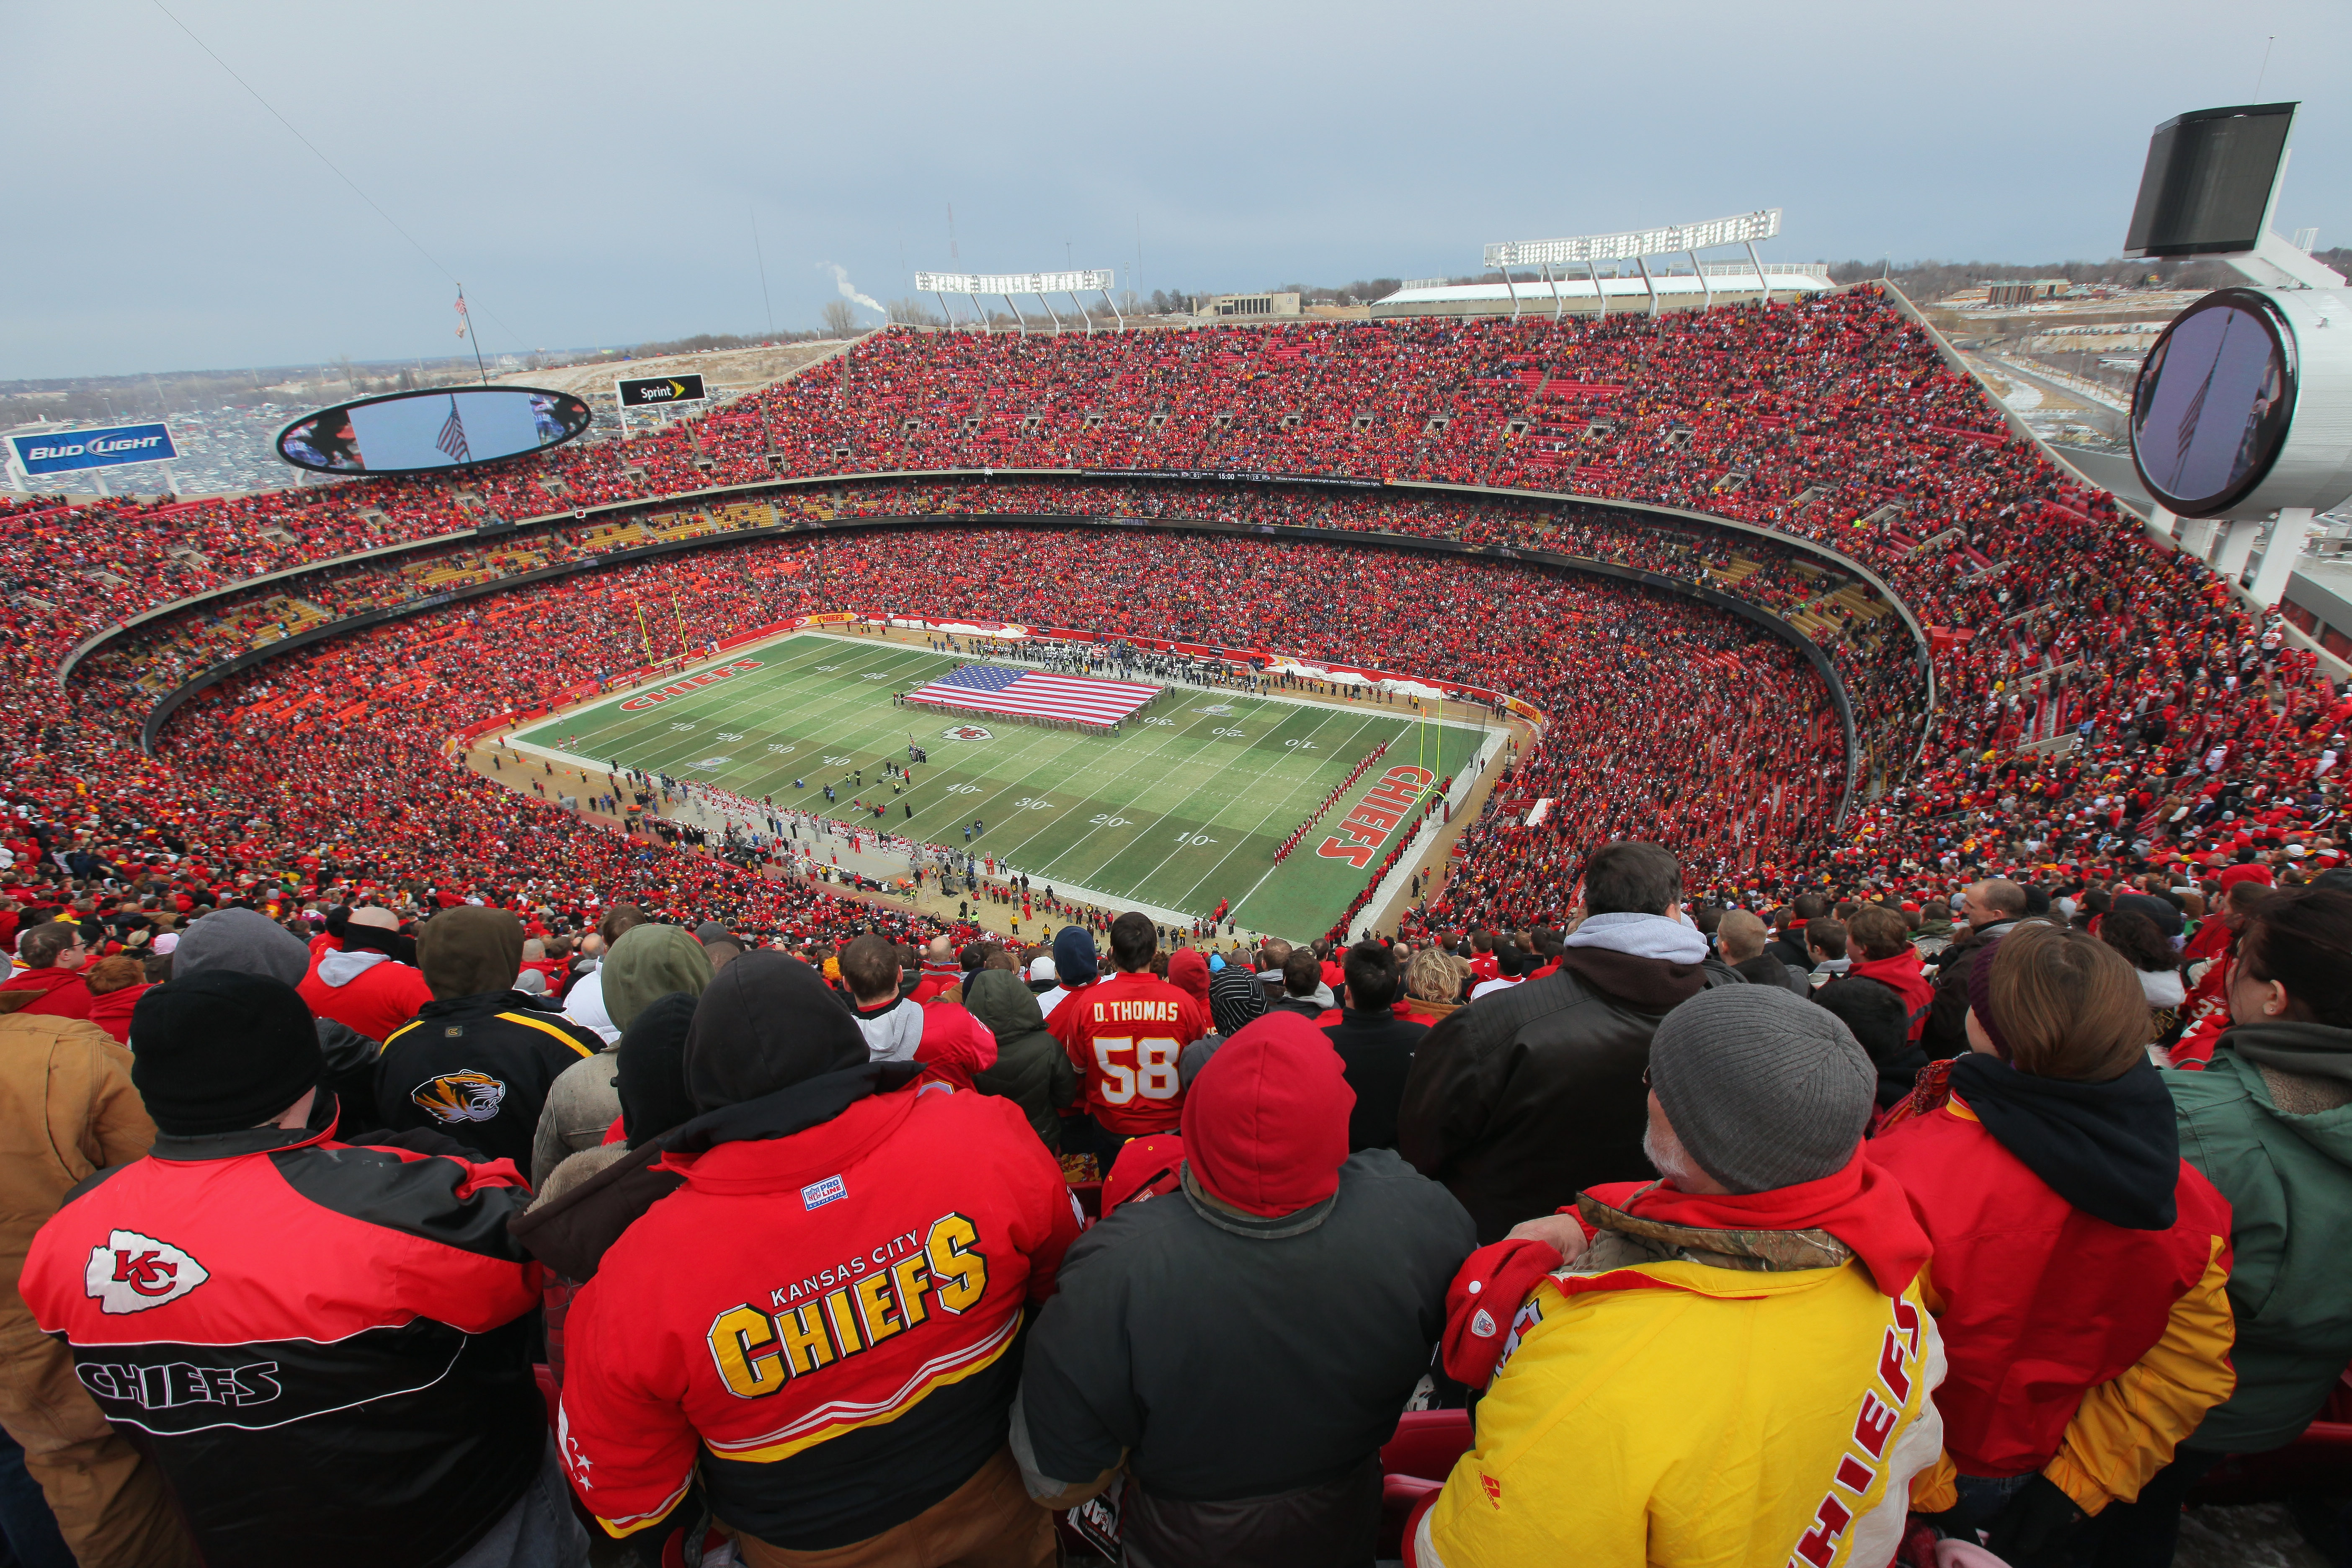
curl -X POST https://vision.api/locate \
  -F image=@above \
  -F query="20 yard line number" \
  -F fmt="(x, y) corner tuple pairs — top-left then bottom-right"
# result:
(1091, 1037), (1181, 1104)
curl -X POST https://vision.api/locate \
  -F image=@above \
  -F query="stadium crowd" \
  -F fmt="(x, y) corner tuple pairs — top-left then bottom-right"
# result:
(0, 284), (2349, 1565)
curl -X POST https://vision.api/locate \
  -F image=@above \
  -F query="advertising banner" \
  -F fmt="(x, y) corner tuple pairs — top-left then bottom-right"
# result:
(10, 423), (177, 476)
(616, 374), (708, 408)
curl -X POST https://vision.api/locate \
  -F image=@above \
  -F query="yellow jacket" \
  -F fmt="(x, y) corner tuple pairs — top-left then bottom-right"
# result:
(1418, 1248), (1947, 1568)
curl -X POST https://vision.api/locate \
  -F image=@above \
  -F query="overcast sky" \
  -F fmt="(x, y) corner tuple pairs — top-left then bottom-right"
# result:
(8, 0), (2347, 380)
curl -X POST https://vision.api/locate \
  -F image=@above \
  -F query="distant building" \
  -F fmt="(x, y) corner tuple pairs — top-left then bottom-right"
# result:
(1983, 279), (2071, 307)
(1204, 292), (1301, 319)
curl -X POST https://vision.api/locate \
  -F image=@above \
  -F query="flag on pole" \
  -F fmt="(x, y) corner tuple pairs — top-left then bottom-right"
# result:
(904, 665), (1159, 727)
(435, 397), (471, 464)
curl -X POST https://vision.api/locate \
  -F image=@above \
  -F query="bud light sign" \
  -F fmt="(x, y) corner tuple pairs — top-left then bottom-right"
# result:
(10, 423), (178, 477)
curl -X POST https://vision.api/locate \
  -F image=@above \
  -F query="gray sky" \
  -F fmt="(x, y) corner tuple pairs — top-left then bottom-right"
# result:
(9, 0), (2347, 380)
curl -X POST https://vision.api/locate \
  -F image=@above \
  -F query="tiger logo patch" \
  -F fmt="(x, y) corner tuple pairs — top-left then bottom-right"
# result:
(410, 1070), (507, 1124)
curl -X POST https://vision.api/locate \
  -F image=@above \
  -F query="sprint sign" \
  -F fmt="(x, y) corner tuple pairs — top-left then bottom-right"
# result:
(1317, 765), (1435, 869)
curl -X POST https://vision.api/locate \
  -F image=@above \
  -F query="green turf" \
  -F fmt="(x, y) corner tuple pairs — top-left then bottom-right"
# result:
(513, 632), (1492, 936)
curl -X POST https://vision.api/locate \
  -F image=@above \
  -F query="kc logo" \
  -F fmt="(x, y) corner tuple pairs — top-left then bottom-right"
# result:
(83, 1230), (209, 1315)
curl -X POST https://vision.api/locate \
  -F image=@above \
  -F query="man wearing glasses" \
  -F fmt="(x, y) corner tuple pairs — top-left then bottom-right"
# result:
(3, 924), (94, 1019)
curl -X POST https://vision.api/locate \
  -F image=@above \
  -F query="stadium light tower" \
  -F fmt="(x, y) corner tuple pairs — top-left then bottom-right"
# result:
(2121, 103), (2352, 608)
(912, 270), (1121, 335)
(1483, 209), (1783, 320)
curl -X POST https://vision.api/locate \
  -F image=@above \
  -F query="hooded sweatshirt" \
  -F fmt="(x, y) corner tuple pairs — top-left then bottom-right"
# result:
(530, 928), (714, 1189)
(299, 936), (433, 1044)
(1845, 948), (1937, 1040)
(964, 968), (1080, 1150)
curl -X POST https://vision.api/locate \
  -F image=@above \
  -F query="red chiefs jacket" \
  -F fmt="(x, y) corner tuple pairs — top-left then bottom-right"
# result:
(558, 1081), (1080, 1550)
(20, 1100), (545, 1568)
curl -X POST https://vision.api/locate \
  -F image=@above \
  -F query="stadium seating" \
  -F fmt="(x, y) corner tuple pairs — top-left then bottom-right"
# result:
(3, 285), (2338, 936)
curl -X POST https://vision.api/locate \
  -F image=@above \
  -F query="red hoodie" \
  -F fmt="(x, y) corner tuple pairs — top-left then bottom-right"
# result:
(85, 981), (149, 1044)
(1, 965), (91, 1019)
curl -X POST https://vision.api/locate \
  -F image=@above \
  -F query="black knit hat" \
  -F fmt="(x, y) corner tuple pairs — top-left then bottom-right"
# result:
(130, 972), (323, 1136)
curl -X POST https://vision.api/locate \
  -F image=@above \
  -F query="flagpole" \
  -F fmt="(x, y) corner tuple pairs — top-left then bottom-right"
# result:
(457, 284), (490, 385)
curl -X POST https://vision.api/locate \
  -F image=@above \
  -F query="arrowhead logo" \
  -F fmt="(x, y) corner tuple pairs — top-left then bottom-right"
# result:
(943, 725), (993, 741)
(668, 380), (685, 397)
(84, 1229), (209, 1314)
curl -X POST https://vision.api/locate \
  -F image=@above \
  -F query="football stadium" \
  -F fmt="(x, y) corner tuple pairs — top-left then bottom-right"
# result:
(6, 8), (2352, 1567)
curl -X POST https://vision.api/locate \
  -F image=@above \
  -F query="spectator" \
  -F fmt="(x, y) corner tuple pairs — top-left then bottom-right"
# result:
(1, 924), (89, 1020)
(1416, 985), (1941, 1566)
(1268, 947), (1331, 1018)
(529, 923), (712, 1188)
(965, 965), (1081, 1152)
(559, 903), (645, 1047)
(1038, 926), (1097, 1021)
(297, 905), (432, 1043)
(377, 907), (603, 1168)
(696, 922), (745, 972)
(80, 955), (150, 1045)
(1872, 925), (2235, 1564)
(1843, 905), (1935, 1038)
(2098, 905), (2187, 1054)
(21, 972), (571, 1568)
(1920, 879), (2030, 1058)
(1803, 916), (1851, 983)
(0, 991), (194, 1567)
(1016, 1014), (1473, 1560)
(1912, 897), (1957, 957)
(557, 951), (1078, 1560)
(1765, 894), (1825, 971)
(1321, 939), (1426, 1150)
(172, 907), (379, 1116)
(1814, 976), (1924, 1112)
(1398, 841), (1738, 1242)
(1716, 908), (1808, 994)
(1398, 946), (1467, 1022)
(2094, 888), (2352, 1562)
(837, 933), (998, 1075)
(1050, 913), (1208, 1161)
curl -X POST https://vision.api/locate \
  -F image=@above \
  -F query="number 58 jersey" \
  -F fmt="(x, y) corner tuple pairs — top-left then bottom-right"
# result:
(1049, 970), (1210, 1136)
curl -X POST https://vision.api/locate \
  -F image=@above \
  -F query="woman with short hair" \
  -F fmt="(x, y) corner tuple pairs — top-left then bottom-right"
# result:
(1871, 923), (2236, 1565)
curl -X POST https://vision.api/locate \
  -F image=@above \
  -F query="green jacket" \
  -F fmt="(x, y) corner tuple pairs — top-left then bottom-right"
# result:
(965, 968), (1080, 1153)
(2171, 1026), (2352, 1453)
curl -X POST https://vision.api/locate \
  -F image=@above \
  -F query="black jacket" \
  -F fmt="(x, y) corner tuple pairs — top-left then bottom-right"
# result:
(1016, 1152), (1473, 1567)
(1321, 1007), (1426, 1151)
(23, 1095), (544, 1568)
(1396, 946), (1742, 1243)
(1732, 953), (1811, 995)
(1920, 918), (2023, 1060)
(375, 988), (601, 1168)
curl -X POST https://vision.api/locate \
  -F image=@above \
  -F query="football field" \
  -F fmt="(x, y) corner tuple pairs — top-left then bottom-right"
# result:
(511, 632), (1497, 936)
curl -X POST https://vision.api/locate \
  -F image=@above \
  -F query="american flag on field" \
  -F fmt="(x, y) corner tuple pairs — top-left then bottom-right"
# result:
(436, 397), (471, 464)
(905, 664), (1160, 727)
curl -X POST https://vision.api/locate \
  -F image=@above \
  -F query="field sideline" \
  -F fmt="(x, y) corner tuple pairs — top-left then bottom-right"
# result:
(512, 631), (1499, 936)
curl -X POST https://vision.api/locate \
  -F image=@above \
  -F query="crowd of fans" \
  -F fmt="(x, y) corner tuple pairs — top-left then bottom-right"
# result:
(0, 284), (2350, 1564)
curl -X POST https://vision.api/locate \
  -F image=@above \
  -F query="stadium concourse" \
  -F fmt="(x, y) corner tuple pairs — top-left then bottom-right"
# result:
(5, 284), (2352, 1567)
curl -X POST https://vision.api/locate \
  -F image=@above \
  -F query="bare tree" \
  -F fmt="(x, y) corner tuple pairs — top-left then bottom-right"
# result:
(821, 300), (857, 336)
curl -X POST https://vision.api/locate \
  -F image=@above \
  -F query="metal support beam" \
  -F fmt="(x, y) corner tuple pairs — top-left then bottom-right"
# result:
(1745, 240), (1772, 306)
(1101, 287), (1123, 330)
(1039, 293), (1063, 334)
(1635, 255), (1661, 317)
(1689, 248), (1712, 312)
(2176, 514), (2223, 557)
(932, 290), (954, 331)
(2214, 518), (2264, 581)
(1003, 294), (1026, 336)
(1500, 266), (1520, 320)
(1586, 259), (1605, 320)
(1540, 262), (1564, 320)
(2246, 509), (2317, 606)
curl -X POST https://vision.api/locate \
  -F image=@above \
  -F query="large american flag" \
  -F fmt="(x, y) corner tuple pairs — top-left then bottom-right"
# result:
(435, 397), (470, 464)
(905, 664), (1160, 727)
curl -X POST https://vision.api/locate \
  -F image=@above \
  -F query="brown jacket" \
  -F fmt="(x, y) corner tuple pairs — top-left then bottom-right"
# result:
(0, 1013), (157, 1335)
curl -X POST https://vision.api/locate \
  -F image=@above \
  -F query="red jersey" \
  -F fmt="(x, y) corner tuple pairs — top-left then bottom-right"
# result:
(1049, 969), (1210, 1135)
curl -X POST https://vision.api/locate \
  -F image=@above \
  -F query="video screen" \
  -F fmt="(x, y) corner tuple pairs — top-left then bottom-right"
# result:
(2131, 291), (2295, 516)
(277, 387), (592, 475)
(2125, 103), (2295, 258)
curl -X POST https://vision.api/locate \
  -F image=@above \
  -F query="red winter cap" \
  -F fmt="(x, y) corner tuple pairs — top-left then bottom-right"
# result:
(2218, 864), (2275, 892)
(1166, 947), (1211, 1006)
(1180, 1013), (1352, 1218)
(1103, 1133), (1186, 1213)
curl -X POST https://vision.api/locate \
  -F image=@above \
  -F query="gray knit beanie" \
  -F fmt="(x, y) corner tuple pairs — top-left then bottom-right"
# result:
(1647, 984), (1873, 1194)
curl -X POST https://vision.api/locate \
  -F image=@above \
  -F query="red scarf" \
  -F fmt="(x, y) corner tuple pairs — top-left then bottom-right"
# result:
(1589, 1145), (1931, 1297)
